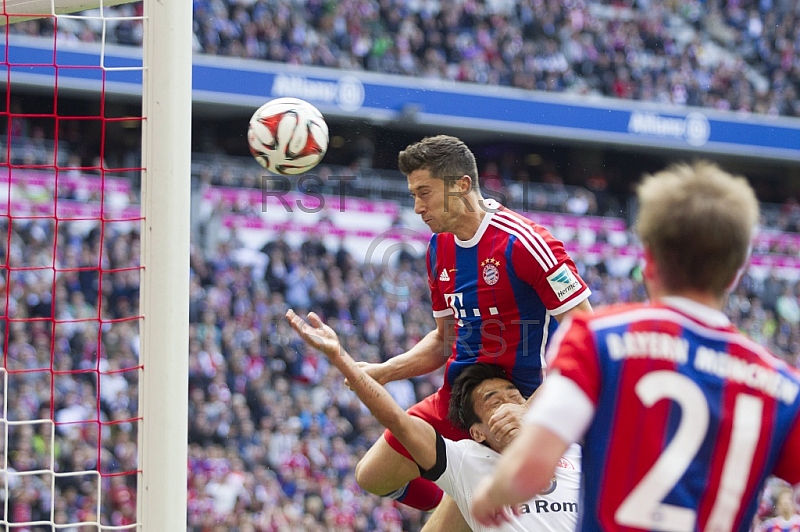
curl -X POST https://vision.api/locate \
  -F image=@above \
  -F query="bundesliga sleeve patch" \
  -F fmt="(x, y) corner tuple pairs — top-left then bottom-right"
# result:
(547, 264), (582, 302)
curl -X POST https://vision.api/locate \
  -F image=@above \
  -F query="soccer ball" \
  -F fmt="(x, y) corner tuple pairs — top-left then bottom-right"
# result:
(247, 98), (329, 175)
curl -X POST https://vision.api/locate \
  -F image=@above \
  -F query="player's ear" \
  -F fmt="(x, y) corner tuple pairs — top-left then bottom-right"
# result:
(469, 424), (487, 443)
(458, 175), (471, 193)
(643, 247), (657, 282)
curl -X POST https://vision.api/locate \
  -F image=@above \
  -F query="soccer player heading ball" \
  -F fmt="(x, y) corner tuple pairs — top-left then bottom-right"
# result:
(352, 135), (592, 524)
(472, 161), (800, 532)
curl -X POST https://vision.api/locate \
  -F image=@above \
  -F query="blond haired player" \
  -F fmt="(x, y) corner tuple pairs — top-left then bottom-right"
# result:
(472, 162), (800, 532)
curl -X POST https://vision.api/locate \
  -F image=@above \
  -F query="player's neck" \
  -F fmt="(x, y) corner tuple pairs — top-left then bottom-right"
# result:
(655, 289), (724, 312)
(451, 194), (486, 241)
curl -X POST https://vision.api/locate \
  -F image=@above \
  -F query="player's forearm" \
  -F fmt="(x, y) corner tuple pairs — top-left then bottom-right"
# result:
(486, 423), (568, 511)
(334, 345), (437, 469)
(381, 328), (448, 382)
(483, 428), (550, 508)
(332, 348), (410, 430)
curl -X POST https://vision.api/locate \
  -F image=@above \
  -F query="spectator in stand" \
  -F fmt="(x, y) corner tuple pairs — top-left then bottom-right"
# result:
(777, 284), (800, 325)
(759, 486), (800, 532)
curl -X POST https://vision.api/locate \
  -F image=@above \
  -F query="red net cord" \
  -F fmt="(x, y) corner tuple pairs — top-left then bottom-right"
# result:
(1, 6), (144, 529)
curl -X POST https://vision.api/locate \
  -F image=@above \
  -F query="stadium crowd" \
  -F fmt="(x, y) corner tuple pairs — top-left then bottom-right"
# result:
(9, 0), (800, 117)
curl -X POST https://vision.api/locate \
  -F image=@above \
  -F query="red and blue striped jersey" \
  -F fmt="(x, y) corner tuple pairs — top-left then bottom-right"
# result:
(427, 200), (590, 397)
(548, 299), (800, 532)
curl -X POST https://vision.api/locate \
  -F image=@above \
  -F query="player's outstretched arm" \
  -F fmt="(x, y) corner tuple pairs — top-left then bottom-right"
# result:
(285, 309), (439, 471)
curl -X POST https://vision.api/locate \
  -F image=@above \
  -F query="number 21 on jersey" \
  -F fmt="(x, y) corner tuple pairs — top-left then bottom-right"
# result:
(615, 371), (762, 532)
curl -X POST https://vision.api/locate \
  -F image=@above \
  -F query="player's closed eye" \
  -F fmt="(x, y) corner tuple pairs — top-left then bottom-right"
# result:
(487, 399), (502, 410)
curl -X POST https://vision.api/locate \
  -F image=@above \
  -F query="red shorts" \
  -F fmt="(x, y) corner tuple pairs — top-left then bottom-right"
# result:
(384, 386), (471, 461)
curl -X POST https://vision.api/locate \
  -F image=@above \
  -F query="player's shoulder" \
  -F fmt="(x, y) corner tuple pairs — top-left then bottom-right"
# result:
(429, 232), (454, 245)
(588, 303), (645, 319)
(448, 438), (499, 461)
(567, 302), (644, 329)
(490, 208), (568, 267)
(428, 232), (454, 254)
(580, 301), (726, 330)
(491, 206), (552, 236)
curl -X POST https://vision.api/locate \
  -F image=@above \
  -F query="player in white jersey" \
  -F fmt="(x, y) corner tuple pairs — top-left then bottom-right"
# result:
(436, 435), (581, 531)
(285, 309), (580, 532)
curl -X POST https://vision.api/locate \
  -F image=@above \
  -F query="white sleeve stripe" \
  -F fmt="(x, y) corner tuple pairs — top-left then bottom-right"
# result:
(549, 289), (591, 315)
(433, 308), (453, 318)
(539, 311), (551, 373)
(542, 316), (574, 367)
(524, 374), (595, 445)
(495, 211), (558, 265)
(491, 215), (556, 269)
(488, 219), (551, 271)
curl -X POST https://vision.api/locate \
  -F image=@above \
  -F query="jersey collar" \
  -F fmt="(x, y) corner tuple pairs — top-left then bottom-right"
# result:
(660, 296), (730, 328)
(454, 199), (500, 248)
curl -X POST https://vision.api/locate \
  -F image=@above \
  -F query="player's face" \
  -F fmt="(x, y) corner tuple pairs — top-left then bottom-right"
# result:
(407, 169), (468, 234)
(470, 378), (525, 451)
(777, 491), (796, 518)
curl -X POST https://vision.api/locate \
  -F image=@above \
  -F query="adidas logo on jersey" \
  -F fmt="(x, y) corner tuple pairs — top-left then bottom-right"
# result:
(439, 269), (450, 282)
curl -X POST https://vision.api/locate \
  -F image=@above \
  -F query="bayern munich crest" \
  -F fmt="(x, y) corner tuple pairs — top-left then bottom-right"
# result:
(481, 258), (500, 285)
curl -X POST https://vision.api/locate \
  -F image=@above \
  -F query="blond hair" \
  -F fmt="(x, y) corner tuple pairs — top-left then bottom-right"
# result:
(636, 161), (759, 297)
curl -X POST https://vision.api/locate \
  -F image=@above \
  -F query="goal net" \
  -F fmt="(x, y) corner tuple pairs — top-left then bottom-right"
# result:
(0, 0), (190, 530)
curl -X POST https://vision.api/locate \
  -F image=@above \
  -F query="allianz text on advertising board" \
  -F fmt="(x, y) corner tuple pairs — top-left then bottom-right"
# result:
(627, 111), (711, 147)
(270, 74), (365, 112)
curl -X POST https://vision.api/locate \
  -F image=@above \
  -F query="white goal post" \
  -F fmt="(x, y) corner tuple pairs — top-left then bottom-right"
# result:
(138, 0), (192, 530)
(0, 0), (191, 529)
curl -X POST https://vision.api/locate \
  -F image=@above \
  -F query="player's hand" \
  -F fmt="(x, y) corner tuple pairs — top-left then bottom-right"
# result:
(285, 309), (342, 359)
(488, 403), (527, 446)
(471, 477), (515, 527)
(345, 362), (388, 388)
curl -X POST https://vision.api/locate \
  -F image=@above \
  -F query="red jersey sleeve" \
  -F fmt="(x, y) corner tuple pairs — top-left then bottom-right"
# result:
(427, 238), (451, 318)
(546, 315), (601, 406)
(772, 410), (800, 485)
(509, 220), (590, 315)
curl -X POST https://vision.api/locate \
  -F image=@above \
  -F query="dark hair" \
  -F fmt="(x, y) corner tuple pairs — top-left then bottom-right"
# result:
(448, 363), (509, 431)
(397, 135), (479, 190)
